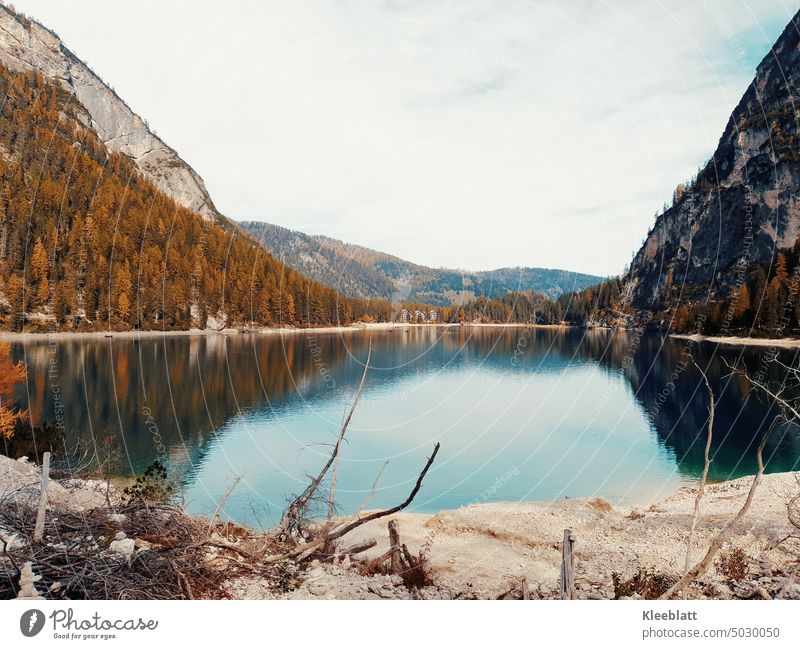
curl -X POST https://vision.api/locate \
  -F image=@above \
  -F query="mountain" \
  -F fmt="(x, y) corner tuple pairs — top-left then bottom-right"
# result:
(0, 5), (223, 224)
(0, 10), (394, 331)
(240, 221), (604, 306)
(630, 10), (800, 313)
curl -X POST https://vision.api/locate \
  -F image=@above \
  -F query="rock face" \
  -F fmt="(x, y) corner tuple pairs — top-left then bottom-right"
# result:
(0, 6), (222, 223)
(630, 10), (800, 308)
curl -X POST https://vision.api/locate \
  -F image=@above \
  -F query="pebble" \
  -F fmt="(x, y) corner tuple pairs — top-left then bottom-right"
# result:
(108, 537), (135, 561)
(307, 582), (328, 596)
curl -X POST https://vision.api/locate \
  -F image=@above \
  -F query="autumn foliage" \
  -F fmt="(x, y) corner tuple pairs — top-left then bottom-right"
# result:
(0, 342), (26, 438)
(0, 64), (391, 331)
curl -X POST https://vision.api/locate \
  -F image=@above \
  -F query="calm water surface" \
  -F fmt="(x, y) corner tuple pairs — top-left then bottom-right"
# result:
(7, 327), (800, 526)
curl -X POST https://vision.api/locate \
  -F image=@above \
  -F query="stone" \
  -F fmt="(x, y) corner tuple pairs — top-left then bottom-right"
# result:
(114, 531), (126, 541)
(109, 537), (135, 561)
(307, 581), (328, 596)
(16, 562), (43, 600)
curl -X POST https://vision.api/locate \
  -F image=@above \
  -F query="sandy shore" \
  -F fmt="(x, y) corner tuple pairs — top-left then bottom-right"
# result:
(287, 471), (800, 599)
(0, 321), (576, 342)
(2, 452), (798, 599)
(671, 333), (800, 348)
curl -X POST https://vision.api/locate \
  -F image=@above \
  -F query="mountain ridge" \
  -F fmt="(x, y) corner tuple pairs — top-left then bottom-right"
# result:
(0, 4), (224, 224)
(240, 220), (604, 306)
(629, 9), (800, 316)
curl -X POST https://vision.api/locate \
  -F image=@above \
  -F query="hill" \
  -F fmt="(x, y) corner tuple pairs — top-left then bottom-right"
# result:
(241, 221), (603, 306)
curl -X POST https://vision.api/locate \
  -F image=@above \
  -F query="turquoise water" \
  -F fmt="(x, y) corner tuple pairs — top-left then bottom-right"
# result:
(8, 327), (800, 526)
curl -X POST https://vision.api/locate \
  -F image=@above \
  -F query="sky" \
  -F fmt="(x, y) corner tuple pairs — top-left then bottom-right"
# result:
(8, 0), (800, 276)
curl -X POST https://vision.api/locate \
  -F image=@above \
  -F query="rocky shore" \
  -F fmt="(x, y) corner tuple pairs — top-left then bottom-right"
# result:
(2, 454), (798, 600)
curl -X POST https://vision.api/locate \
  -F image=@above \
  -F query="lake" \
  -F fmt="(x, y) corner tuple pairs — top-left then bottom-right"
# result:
(5, 327), (800, 526)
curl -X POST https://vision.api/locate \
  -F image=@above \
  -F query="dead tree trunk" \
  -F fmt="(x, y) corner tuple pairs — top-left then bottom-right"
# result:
(560, 528), (575, 600)
(32, 452), (50, 543)
(388, 519), (402, 574)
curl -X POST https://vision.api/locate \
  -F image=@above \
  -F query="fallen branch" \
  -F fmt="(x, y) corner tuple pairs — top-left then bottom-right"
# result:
(279, 343), (372, 537)
(322, 442), (440, 544)
(207, 474), (242, 535)
(340, 538), (377, 556)
(265, 442), (440, 561)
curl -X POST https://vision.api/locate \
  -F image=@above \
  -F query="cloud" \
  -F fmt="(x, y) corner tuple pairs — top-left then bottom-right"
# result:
(11, 0), (799, 275)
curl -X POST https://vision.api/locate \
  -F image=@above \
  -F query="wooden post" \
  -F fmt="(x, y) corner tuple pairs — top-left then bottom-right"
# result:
(33, 452), (50, 543)
(559, 528), (575, 600)
(388, 519), (402, 574)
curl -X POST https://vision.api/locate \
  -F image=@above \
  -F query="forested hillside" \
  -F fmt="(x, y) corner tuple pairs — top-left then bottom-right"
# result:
(0, 64), (391, 331)
(241, 221), (603, 305)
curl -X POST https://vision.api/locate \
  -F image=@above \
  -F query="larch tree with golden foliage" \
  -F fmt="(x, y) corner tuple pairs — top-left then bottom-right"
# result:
(0, 342), (27, 439)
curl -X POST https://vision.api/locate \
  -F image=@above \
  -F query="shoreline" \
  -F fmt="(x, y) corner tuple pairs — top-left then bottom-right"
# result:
(0, 321), (573, 341)
(3, 451), (798, 599)
(670, 333), (800, 348)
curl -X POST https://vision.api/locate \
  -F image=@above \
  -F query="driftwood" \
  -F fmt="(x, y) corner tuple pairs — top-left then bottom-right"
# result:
(207, 474), (242, 534)
(32, 452), (50, 543)
(278, 343), (372, 537)
(16, 562), (43, 600)
(361, 520), (432, 588)
(389, 519), (402, 573)
(340, 539), (377, 556)
(559, 528), (575, 600)
(662, 359), (780, 599)
(317, 442), (440, 544)
(265, 442), (440, 563)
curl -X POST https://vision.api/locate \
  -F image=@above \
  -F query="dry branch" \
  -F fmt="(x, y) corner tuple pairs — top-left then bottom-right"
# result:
(279, 342), (372, 537)
(662, 359), (779, 600)
(265, 442), (440, 562)
(684, 359), (714, 577)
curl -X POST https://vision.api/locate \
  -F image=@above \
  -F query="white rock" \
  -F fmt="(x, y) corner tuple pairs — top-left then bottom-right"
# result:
(109, 537), (135, 561)
(307, 582), (328, 596)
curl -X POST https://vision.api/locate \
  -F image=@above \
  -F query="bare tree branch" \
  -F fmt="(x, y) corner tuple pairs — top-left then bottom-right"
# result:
(684, 357), (715, 579)
(278, 342), (372, 536)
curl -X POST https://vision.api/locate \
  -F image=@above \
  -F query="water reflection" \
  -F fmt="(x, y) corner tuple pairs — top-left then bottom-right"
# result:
(5, 327), (799, 524)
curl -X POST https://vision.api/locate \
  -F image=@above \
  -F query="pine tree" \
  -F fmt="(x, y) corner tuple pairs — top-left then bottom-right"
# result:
(30, 237), (48, 307)
(733, 284), (751, 324)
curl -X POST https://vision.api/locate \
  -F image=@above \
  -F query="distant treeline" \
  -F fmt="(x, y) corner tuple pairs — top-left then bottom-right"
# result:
(436, 244), (800, 339)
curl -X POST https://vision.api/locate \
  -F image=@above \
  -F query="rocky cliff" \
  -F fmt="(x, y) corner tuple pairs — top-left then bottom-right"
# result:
(630, 10), (800, 308)
(0, 5), (222, 223)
